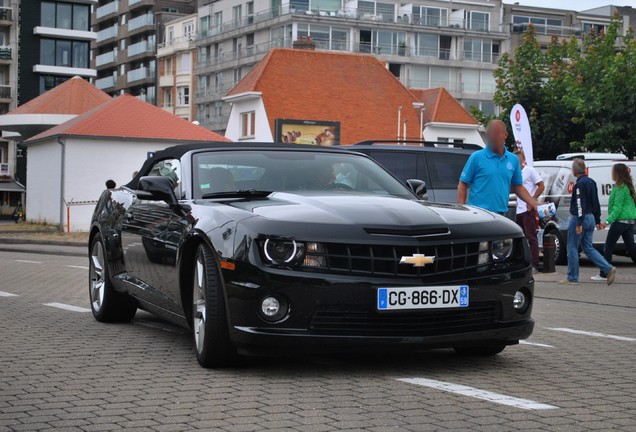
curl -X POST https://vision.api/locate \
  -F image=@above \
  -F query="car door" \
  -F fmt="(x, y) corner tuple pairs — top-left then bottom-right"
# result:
(425, 151), (471, 203)
(120, 158), (183, 313)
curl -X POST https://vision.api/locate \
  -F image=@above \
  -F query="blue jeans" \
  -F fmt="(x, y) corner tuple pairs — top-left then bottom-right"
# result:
(600, 222), (636, 277)
(566, 214), (613, 282)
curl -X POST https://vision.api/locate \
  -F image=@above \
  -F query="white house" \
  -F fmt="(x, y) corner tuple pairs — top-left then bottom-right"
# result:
(411, 87), (485, 147)
(24, 94), (229, 231)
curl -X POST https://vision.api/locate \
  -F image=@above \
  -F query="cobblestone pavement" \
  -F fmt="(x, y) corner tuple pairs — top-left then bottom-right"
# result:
(0, 249), (634, 432)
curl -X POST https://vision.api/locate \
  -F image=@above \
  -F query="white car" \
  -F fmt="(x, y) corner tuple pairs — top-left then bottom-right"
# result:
(532, 156), (636, 264)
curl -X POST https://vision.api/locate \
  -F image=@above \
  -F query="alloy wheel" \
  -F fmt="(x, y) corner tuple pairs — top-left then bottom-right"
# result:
(90, 241), (105, 312)
(193, 256), (206, 353)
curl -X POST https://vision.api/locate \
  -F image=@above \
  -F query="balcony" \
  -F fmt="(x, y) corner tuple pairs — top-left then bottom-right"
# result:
(96, 1), (118, 19)
(128, 13), (153, 32)
(95, 50), (116, 67)
(95, 75), (115, 89)
(0, 85), (10, 99)
(128, 0), (153, 10)
(128, 40), (155, 57)
(0, 46), (11, 60)
(0, 7), (13, 22)
(127, 66), (154, 83)
(157, 36), (195, 57)
(159, 74), (174, 87)
(96, 24), (118, 43)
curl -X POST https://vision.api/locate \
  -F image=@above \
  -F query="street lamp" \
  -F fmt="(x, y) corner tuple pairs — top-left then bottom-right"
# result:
(397, 106), (403, 142)
(412, 102), (425, 141)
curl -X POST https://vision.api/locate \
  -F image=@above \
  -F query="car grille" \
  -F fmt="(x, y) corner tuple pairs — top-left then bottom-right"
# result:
(309, 302), (500, 336)
(302, 242), (483, 278)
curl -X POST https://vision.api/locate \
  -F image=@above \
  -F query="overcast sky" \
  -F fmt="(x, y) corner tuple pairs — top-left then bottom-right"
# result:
(502, 0), (636, 11)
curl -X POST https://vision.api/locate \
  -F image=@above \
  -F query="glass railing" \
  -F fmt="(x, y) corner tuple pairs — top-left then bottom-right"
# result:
(128, 0), (142, 5)
(128, 13), (153, 31)
(96, 1), (118, 19)
(95, 50), (116, 67)
(127, 66), (154, 82)
(128, 40), (154, 56)
(0, 6), (13, 21)
(0, 85), (10, 98)
(0, 46), (11, 60)
(95, 75), (115, 89)
(197, 6), (497, 41)
(96, 25), (118, 42)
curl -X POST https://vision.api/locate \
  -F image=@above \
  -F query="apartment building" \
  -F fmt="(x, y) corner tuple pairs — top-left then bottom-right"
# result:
(92, 0), (195, 104)
(18, 0), (96, 105)
(156, 13), (197, 120)
(193, 0), (510, 134)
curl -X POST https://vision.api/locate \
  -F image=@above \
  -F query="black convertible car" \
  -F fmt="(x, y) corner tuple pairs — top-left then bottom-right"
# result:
(89, 143), (534, 368)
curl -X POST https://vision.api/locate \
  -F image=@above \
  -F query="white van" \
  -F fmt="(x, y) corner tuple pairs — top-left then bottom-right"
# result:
(532, 158), (636, 264)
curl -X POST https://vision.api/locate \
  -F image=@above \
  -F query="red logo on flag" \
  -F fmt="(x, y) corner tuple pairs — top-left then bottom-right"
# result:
(515, 110), (521, 122)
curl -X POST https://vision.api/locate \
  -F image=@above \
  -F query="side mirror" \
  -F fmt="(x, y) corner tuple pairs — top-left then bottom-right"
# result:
(406, 179), (428, 200)
(138, 176), (178, 205)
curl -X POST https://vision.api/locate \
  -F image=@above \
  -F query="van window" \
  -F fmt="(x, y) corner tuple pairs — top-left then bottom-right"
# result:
(427, 152), (470, 189)
(369, 151), (418, 182)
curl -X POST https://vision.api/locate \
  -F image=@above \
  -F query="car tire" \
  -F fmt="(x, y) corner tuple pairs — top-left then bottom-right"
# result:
(454, 344), (507, 356)
(546, 228), (566, 265)
(192, 243), (238, 368)
(89, 233), (137, 322)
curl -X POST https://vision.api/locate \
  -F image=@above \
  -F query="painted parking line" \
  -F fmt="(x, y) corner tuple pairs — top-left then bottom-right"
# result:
(14, 259), (43, 264)
(520, 340), (554, 348)
(43, 302), (91, 313)
(396, 378), (559, 411)
(0, 290), (18, 297)
(66, 265), (90, 270)
(547, 327), (636, 342)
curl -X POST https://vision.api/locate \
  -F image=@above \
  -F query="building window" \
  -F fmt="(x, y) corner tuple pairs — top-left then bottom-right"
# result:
(177, 86), (189, 106)
(413, 6), (448, 27)
(240, 111), (256, 139)
(467, 11), (489, 31)
(416, 33), (438, 57)
(39, 75), (69, 93)
(183, 21), (194, 39)
(464, 38), (492, 63)
(40, 2), (89, 31)
(214, 102), (222, 118)
(163, 88), (172, 107)
(40, 39), (89, 68)
(178, 53), (190, 72)
(167, 27), (174, 44)
(233, 67), (242, 84)
(164, 58), (172, 75)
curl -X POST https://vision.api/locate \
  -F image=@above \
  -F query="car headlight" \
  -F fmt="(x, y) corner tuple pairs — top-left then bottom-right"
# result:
(492, 239), (514, 261)
(263, 239), (305, 265)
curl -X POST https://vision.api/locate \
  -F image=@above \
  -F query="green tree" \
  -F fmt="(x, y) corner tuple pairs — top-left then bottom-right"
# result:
(568, 21), (636, 158)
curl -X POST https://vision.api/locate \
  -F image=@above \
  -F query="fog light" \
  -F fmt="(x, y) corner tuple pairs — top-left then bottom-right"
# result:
(513, 291), (527, 310)
(261, 296), (280, 317)
(259, 296), (288, 322)
(478, 241), (490, 265)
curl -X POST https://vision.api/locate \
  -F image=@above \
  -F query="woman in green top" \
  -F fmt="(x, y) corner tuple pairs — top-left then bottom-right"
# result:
(593, 163), (636, 280)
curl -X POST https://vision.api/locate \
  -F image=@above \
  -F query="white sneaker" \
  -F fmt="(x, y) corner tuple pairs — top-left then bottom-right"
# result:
(591, 275), (607, 282)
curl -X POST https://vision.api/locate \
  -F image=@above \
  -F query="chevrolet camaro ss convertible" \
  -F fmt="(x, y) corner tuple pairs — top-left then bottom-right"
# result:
(89, 143), (534, 368)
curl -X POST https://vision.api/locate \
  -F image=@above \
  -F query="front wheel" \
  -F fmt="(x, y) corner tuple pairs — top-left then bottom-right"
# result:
(192, 243), (238, 368)
(454, 344), (507, 356)
(89, 233), (137, 322)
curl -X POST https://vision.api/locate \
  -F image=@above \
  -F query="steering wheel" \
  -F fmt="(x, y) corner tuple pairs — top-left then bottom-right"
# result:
(327, 183), (353, 191)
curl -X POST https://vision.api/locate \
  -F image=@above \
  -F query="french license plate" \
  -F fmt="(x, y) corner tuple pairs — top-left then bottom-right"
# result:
(377, 286), (469, 311)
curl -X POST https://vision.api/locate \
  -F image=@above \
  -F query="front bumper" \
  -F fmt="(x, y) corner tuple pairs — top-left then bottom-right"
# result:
(223, 264), (535, 356)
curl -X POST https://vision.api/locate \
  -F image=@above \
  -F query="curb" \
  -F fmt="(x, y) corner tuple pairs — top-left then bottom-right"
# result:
(0, 238), (86, 247)
(0, 246), (85, 258)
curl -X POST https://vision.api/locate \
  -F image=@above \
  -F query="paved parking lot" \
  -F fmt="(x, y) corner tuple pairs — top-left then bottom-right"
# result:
(0, 249), (635, 431)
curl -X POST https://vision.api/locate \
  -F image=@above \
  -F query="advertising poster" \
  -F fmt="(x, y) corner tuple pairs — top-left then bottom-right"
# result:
(510, 104), (533, 166)
(274, 119), (340, 146)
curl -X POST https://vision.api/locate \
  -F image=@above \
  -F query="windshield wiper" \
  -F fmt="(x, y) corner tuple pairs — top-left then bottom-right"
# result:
(201, 189), (273, 199)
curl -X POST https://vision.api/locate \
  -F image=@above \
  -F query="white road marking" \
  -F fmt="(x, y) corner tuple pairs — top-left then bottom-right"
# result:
(44, 302), (91, 313)
(520, 340), (554, 348)
(0, 290), (18, 297)
(548, 327), (636, 342)
(14, 259), (42, 264)
(396, 378), (559, 411)
(66, 265), (90, 270)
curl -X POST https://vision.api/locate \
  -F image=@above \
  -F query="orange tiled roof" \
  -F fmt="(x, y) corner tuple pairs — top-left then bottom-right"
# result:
(28, 94), (229, 142)
(11, 76), (112, 115)
(226, 49), (422, 144)
(410, 88), (478, 125)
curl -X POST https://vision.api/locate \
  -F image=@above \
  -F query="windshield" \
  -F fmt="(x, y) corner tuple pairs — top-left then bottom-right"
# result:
(191, 150), (414, 199)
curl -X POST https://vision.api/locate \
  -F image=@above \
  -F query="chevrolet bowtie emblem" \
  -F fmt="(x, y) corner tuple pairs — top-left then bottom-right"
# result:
(400, 254), (435, 267)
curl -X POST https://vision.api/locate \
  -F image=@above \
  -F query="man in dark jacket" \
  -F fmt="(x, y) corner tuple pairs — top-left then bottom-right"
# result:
(561, 158), (617, 285)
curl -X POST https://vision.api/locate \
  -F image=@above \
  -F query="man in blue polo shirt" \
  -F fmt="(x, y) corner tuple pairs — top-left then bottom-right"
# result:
(458, 120), (538, 215)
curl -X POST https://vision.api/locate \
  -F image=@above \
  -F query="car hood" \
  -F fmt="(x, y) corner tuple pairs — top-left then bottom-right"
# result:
(225, 193), (501, 235)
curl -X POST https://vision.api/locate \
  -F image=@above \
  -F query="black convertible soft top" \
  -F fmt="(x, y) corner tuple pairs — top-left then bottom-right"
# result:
(124, 141), (360, 190)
